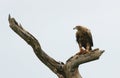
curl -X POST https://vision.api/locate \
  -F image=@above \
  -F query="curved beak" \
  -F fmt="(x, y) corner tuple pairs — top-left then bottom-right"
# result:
(73, 27), (76, 30)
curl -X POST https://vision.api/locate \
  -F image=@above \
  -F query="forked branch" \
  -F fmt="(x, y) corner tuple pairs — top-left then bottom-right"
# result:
(8, 15), (104, 78)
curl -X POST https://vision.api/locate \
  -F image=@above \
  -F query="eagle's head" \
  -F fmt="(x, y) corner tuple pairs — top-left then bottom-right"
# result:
(73, 25), (83, 30)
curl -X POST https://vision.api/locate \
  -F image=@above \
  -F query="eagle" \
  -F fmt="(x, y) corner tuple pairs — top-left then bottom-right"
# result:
(73, 25), (93, 54)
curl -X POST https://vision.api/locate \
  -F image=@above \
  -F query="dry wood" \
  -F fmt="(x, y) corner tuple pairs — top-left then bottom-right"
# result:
(8, 15), (104, 78)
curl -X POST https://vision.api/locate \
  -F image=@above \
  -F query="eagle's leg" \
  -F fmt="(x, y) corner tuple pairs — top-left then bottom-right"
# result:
(85, 43), (91, 53)
(76, 44), (85, 55)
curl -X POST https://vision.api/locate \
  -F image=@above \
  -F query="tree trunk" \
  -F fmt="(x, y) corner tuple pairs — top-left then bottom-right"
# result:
(8, 15), (104, 78)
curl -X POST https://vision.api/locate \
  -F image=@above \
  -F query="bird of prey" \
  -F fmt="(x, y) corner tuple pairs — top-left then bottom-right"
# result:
(73, 25), (93, 54)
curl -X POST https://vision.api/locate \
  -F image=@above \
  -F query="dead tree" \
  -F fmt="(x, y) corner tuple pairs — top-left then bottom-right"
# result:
(8, 15), (104, 78)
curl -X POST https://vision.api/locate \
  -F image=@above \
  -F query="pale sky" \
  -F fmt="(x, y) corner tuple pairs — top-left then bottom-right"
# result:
(0, 0), (120, 78)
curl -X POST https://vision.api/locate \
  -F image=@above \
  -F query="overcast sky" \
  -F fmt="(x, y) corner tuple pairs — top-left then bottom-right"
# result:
(0, 0), (120, 78)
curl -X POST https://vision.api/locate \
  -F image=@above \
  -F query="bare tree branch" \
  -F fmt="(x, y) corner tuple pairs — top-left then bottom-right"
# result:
(8, 15), (104, 78)
(63, 49), (104, 78)
(8, 15), (64, 76)
(66, 49), (104, 69)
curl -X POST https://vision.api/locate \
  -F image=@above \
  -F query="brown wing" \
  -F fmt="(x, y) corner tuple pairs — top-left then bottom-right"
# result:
(76, 31), (81, 44)
(86, 29), (93, 47)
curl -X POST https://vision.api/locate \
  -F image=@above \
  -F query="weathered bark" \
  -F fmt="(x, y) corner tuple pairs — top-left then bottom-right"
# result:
(8, 15), (104, 78)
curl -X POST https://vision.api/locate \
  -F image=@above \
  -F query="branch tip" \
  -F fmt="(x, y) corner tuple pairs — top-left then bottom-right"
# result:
(99, 50), (105, 55)
(8, 14), (11, 21)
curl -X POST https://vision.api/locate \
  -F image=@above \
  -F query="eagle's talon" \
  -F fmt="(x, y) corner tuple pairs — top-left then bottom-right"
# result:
(76, 49), (86, 55)
(85, 50), (89, 53)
